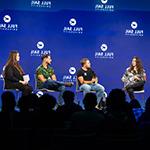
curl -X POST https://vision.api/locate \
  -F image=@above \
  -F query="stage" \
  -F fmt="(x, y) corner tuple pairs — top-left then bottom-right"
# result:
(0, 0), (150, 108)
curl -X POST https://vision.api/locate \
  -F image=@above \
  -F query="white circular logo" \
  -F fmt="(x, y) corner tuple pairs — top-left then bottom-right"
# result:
(3, 15), (11, 23)
(101, 44), (108, 52)
(37, 41), (44, 49)
(69, 67), (76, 75)
(131, 21), (138, 29)
(36, 91), (43, 98)
(69, 18), (77, 26)
(101, 0), (108, 4)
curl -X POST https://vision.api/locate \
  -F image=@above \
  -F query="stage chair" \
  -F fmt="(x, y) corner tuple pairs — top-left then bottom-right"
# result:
(34, 74), (57, 95)
(2, 77), (21, 100)
(123, 82), (145, 101)
(1, 67), (21, 100)
(134, 88), (145, 101)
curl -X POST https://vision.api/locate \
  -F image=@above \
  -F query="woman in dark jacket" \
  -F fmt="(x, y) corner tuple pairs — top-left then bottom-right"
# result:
(3, 51), (33, 96)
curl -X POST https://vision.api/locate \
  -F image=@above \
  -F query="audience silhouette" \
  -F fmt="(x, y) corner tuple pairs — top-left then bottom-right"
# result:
(56, 90), (82, 122)
(70, 93), (105, 133)
(0, 89), (149, 149)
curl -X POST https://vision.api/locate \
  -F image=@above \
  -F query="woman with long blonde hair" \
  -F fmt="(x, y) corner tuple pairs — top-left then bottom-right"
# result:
(3, 51), (32, 96)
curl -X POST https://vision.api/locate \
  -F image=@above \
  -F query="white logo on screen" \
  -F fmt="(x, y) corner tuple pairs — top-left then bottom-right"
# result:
(101, 0), (108, 4)
(36, 91), (44, 98)
(37, 41), (44, 49)
(3, 15), (11, 23)
(131, 21), (138, 29)
(69, 18), (77, 26)
(69, 67), (76, 75)
(101, 44), (108, 52)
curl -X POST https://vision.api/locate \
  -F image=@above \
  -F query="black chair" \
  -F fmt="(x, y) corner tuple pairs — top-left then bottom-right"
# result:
(2, 76), (21, 100)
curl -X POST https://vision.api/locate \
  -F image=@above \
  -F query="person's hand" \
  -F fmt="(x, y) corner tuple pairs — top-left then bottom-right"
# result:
(92, 78), (97, 83)
(95, 77), (98, 83)
(134, 76), (140, 81)
(19, 80), (28, 85)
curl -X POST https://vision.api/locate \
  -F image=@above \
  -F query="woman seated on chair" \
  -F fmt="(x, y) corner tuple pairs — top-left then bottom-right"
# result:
(121, 56), (146, 101)
(3, 51), (33, 96)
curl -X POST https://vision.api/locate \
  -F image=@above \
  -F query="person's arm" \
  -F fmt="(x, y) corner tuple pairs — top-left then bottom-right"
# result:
(94, 76), (98, 83)
(37, 74), (47, 83)
(5, 66), (28, 85)
(140, 71), (147, 81)
(133, 75), (141, 81)
(143, 70), (147, 81)
(144, 74), (147, 81)
(19, 80), (28, 85)
(121, 69), (129, 83)
(5, 66), (21, 82)
(78, 76), (96, 84)
(92, 70), (98, 83)
(134, 70), (147, 82)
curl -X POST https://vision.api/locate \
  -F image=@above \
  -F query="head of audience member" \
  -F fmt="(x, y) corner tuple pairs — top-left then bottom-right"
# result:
(41, 54), (52, 65)
(80, 58), (91, 69)
(62, 90), (75, 105)
(18, 94), (39, 112)
(1, 91), (16, 112)
(38, 94), (56, 112)
(145, 96), (150, 112)
(106, 88), (126, 111)
(83, 93), (97, 111)
(130, 99), (141, 109)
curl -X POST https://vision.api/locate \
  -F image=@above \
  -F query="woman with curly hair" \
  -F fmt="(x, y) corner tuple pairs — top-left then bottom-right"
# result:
(121, 56), (146, 100)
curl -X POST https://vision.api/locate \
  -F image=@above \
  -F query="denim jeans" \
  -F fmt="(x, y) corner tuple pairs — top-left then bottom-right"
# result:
(79, 83), (105, 104)
(42, 79), (66, 105)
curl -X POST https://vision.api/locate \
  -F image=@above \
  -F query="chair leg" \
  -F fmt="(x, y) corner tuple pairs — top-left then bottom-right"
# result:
(75, 93), (79, 105)
(142, 94), (144, 101)
(75, 92), (81, 105)
(16, 91), (20, 102)
(142, 93), (145, 106)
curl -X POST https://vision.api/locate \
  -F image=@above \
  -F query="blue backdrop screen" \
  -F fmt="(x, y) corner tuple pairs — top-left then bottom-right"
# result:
(0, 0), (150, 107)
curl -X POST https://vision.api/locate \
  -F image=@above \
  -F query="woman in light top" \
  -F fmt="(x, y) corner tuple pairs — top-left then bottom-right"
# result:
(122, 56), (146, 100)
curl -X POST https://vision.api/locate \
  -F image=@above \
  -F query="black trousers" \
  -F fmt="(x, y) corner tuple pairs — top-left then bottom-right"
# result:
(125, 81), (145, 100)
(5, 82), (33, 97)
